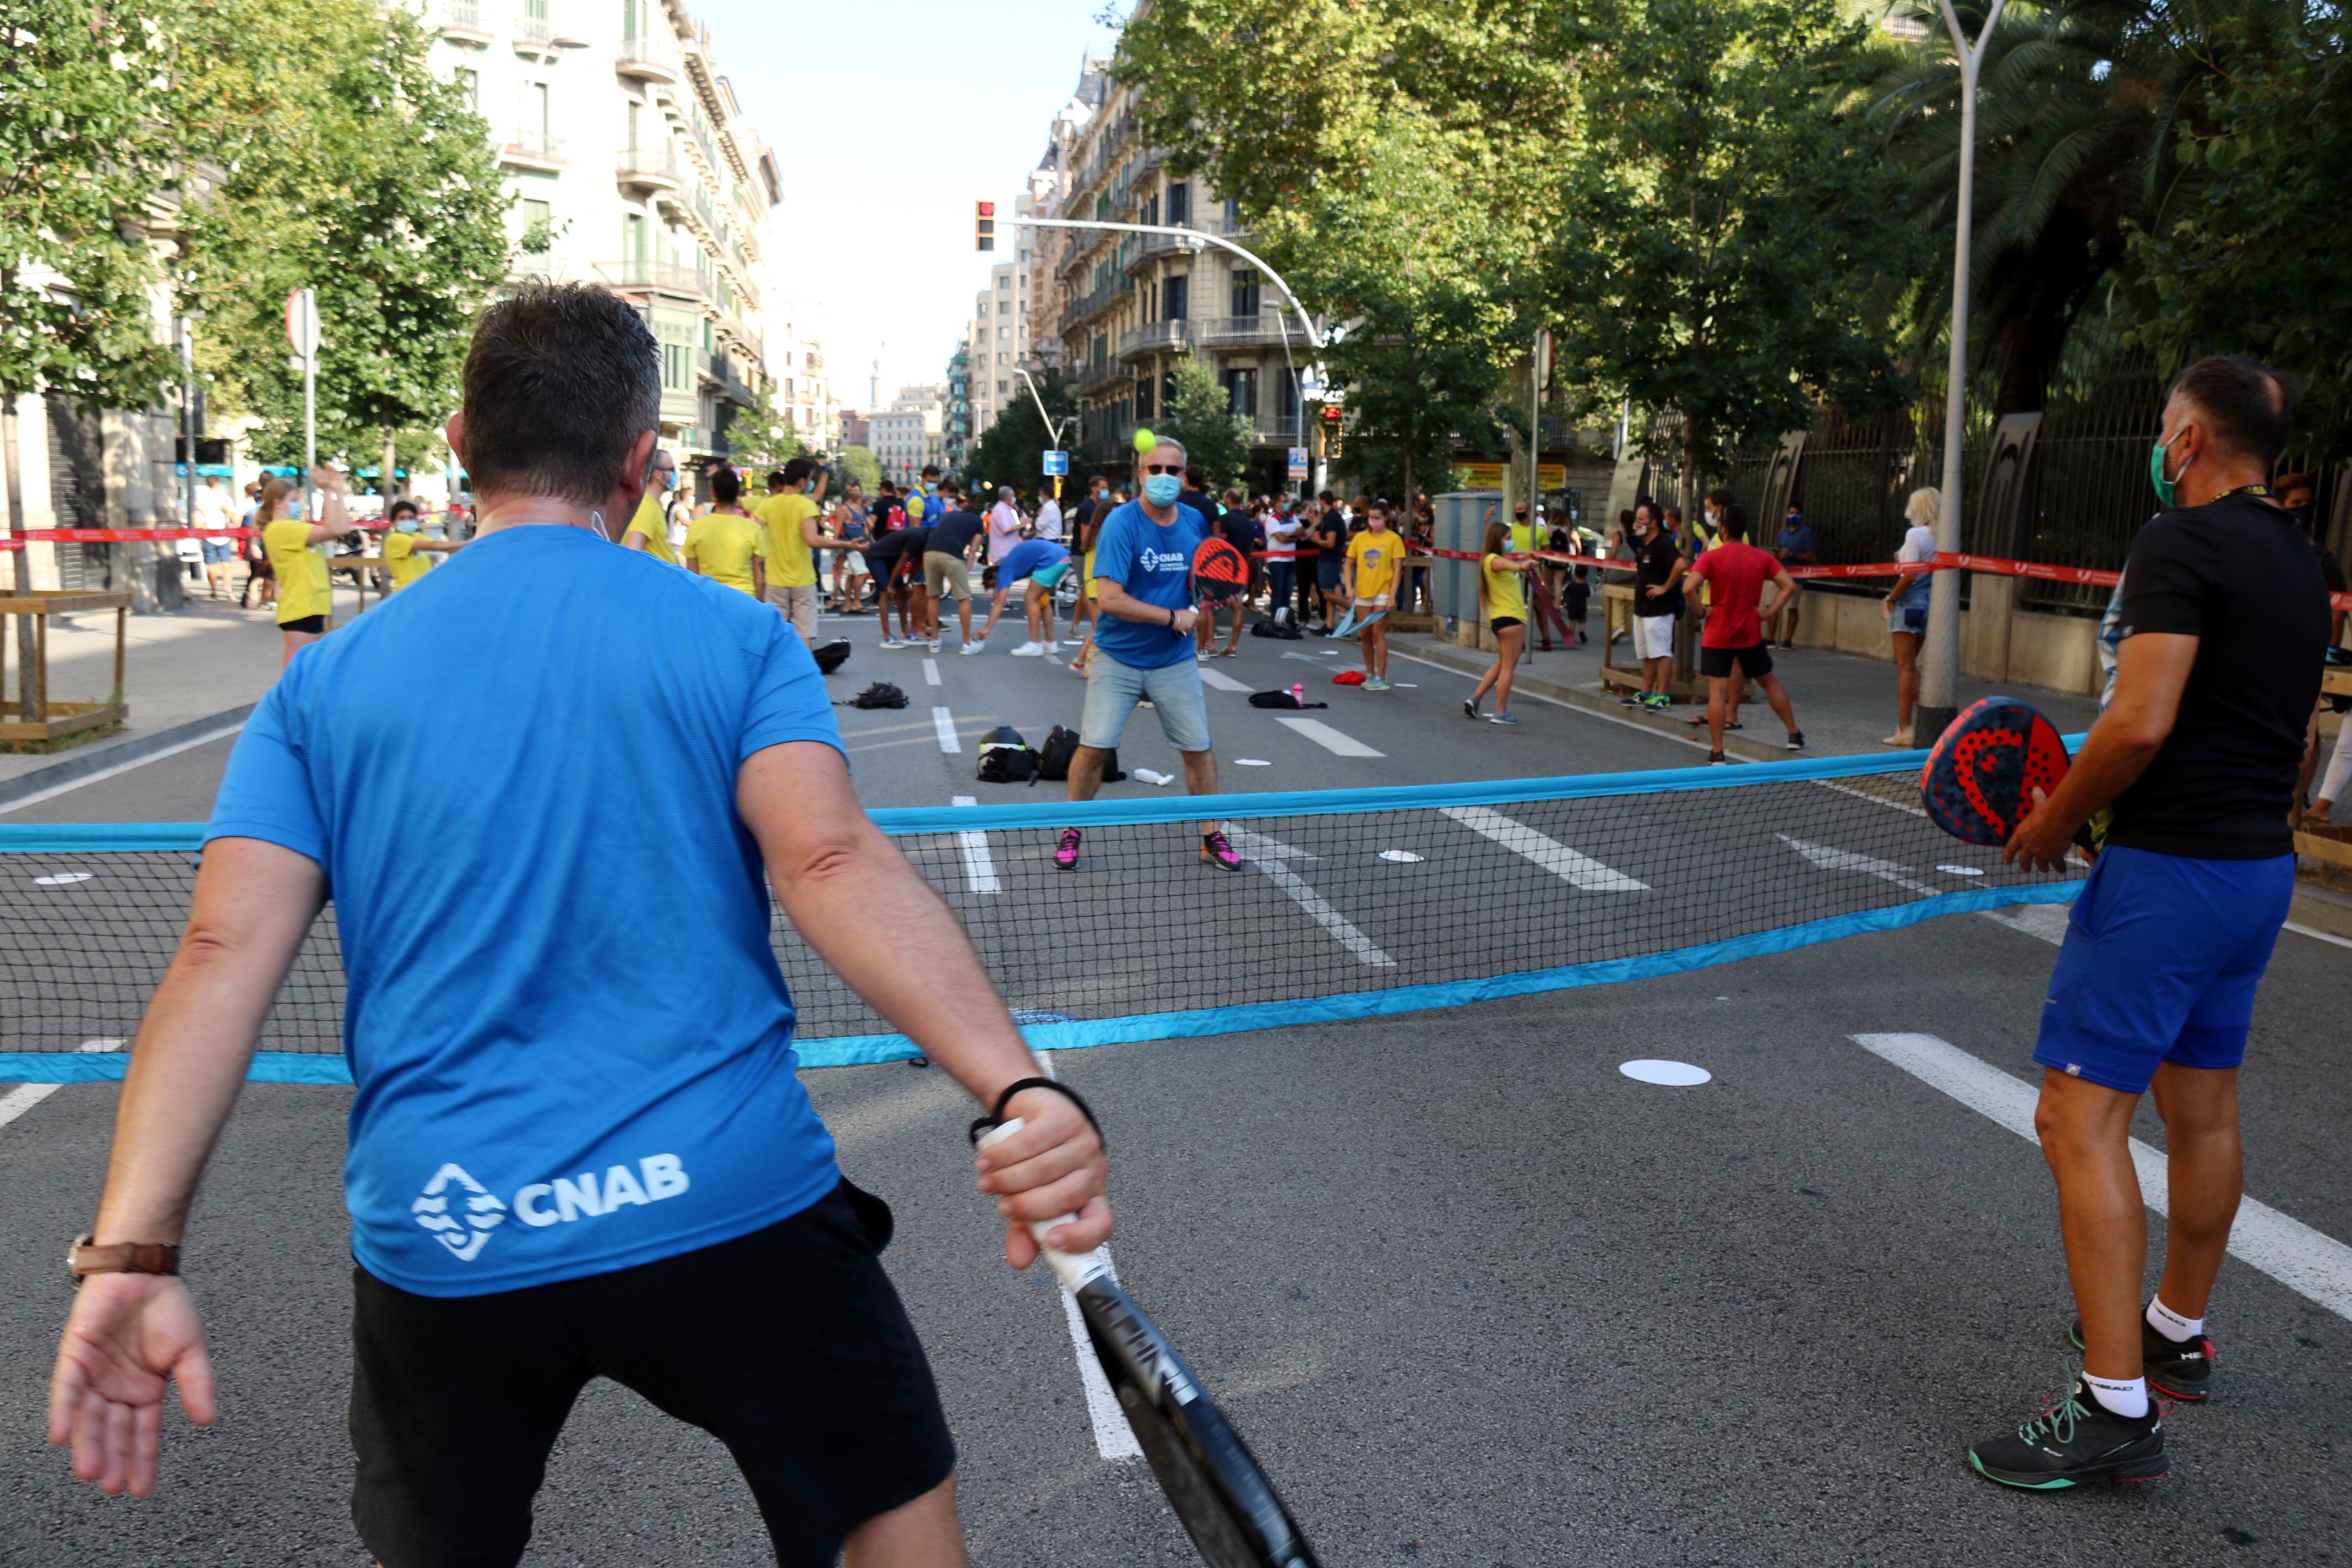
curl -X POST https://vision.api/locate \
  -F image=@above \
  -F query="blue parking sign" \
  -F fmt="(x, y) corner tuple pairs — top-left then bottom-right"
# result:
(1041, 450), (1070, 477)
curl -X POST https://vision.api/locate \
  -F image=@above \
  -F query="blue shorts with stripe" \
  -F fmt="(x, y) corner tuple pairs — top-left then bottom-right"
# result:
(2032, 845), (2294, 1095)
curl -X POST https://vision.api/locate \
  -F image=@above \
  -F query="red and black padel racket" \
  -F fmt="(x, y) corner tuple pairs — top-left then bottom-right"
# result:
(1920, 696), (2090, 852)
(1192, 537), (1250, 603)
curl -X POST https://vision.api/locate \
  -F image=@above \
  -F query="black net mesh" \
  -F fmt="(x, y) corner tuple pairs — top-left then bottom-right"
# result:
(1, 766), (2078, 1059)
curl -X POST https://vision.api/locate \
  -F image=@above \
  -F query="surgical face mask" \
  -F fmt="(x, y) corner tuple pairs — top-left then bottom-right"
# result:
(1142, 473), (1182, 507)
(655, 466), (676, 492)
(285, 495), (306, 521)
(2149, 431), (2186, 509)
(393, 515), (419, 533)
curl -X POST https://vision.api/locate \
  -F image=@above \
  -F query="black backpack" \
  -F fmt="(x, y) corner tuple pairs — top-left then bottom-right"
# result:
(977, 725), (1040, 785)
(1248, 690), (1327, 709)
(812, 638), (852, 673)
(852, 682), (907, 709)
(1036, 725), (1123, 783)
(1250, 606), (1304, 640)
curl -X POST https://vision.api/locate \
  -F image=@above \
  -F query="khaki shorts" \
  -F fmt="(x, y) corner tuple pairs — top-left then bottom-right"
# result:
(766, 582), (821, 643)
(923, 551), (972, 601)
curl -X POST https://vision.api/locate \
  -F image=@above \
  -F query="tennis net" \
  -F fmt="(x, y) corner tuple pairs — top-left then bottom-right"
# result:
(0, 751), (2086, 1082)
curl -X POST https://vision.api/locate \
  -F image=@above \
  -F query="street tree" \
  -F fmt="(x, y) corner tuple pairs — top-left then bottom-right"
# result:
(966, 368), (1075, 501)
(832, 445), (883, 497)
(1162, 352), (1253, 491)
(727, 379), (804, 470)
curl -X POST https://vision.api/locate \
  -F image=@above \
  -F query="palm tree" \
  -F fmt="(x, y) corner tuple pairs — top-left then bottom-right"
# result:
(1873, 0), (2280, 413)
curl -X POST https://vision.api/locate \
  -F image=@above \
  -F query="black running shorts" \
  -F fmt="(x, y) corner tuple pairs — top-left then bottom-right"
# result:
(279, 613), (328, 635)
(350, 1181), (954, 1568)
(1699, 642), (1773, 679)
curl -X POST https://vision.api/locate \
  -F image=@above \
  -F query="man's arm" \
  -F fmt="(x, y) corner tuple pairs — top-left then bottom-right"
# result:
(2006, 632), (2199, 871)
(48, 839), (328, 1498)
(736, 743), (1109, 1265)
(1760, 565), (1796, 624)
(1093, 577), (1197, 633)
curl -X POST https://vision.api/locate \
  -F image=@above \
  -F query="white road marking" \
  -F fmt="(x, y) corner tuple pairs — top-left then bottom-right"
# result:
(923, 658), (942, 687)
(1439, 805), (1648, 892)
(1777, 834), (1937, 896)
(0, 1039), (126, 1129)
(2284, 920), (2352, 952)
(1980, 902), (2073, 944)
(1272, 717), (1384, 758)
(1196, 666), (1252, 693)
(948, 797), (1001, 895)
(1852, 1033), (2352, 1323)
(931, 706), (961, 753)
(0, 721), (248, 816)
(1225, 827), (1395, 966)
(1028, 1050), (1144, 1461)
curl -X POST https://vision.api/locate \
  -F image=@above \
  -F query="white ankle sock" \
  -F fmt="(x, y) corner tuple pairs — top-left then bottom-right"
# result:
(2147, 1298), (2203, 1344)
(2082, 1372), (2149, 1419)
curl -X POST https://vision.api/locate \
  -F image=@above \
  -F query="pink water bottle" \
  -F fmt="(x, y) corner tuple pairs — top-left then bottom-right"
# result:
(1292, 682), (1305, 705)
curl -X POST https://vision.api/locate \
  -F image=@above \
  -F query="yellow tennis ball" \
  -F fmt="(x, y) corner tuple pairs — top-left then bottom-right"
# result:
(1131, 427), (1157, 455)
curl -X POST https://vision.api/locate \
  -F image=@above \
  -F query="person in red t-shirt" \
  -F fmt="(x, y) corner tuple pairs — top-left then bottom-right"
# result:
(1681, 503), (1806, 762)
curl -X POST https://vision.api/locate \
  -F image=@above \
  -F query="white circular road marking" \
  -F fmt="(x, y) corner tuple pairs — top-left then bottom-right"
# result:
(1619, 1059), (1711, 1087)
(1378, 850), (1424, 863)
(1937, 864), (1986, 876)
(34, 872), (93, 886)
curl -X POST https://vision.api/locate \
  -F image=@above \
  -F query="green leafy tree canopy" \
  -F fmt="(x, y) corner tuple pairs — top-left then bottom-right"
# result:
(1161, 352), (1253, 491)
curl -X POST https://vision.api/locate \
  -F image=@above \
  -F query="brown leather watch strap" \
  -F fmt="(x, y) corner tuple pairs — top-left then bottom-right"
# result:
(68, 1234), (180, 1281)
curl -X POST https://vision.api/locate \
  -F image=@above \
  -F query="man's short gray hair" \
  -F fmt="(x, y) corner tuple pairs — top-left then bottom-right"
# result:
(1147, 435), (1188, 465)
(998, 485), (1014, 500)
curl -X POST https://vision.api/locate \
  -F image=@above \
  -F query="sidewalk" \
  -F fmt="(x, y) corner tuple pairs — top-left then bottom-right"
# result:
(0, 584), (367, 792)
(1388, 628), (2102, 761)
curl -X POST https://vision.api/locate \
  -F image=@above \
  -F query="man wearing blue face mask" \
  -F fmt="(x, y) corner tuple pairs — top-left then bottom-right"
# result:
(1053, 436), (1239, 873)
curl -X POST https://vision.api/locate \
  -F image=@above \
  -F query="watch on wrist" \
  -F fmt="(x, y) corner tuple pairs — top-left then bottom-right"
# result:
(68, 1234), (180, 1283)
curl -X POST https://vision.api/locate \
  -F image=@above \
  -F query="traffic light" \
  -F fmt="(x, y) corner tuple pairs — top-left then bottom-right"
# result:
(975, 200), (995, 252)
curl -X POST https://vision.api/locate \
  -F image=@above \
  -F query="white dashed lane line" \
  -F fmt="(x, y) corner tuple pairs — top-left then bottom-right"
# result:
(932, 707), (961, 754)
(1439, 806), (1648, 892)
(1271, 717), (1383, 758)
(948, 796), (1001, 895)
(1222, 827), (1396, 967)
(1027, 1049), (1144, 1461)
(923, 658), (943, 687)
(1196, 666), (1252, 693)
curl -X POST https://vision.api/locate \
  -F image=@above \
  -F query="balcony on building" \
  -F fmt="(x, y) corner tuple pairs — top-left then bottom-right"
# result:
(1118, 320), (1189, 364)
(499, 130), (567, 172)
(513, 15), (558, 61)
(615, 144), (682, 193)
(601, 258), (711, 303)
(438, 0), (492, 45)
(615, 32), (680, 83)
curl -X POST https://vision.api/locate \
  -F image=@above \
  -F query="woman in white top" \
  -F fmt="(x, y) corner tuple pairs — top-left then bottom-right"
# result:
(1882, 487), (1941, 746)
(1262, 504), (1303, 626)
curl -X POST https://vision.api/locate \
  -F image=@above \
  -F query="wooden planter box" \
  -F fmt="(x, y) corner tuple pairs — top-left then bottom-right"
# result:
(1, 592), (130, 744)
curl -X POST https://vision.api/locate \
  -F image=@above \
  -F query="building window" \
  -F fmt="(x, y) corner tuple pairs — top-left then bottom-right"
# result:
(1162, 275), (1188, 322)
(1166, 181), (1190, 226)
(1230, 269), (1260, 318)
(456, 68), (479, 107)
(1223, 367), (1258, 418)
(1140, 193), (1159, 228)
(1278, 367), (1300, 418)
(998, 300), (1010, 314)
(1225, 196), (1240, 225)
(519, 198), (553, 253)
(998, 275), (1011, 290)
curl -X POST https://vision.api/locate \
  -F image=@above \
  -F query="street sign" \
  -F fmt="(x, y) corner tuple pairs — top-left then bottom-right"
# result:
(1534, 328), (1553, 391)
(284, 288), (320, 361)
(1287, 446), (1309, 481)
(1041, 450), (1069, 477)
(1297, 368), (1323, 399)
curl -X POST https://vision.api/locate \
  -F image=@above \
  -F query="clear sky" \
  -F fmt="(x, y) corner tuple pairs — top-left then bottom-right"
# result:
(696, 0), (1123, 415)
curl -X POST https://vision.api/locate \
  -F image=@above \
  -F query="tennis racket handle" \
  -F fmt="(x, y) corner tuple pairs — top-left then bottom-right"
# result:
(976, 1118), (1112, 1294)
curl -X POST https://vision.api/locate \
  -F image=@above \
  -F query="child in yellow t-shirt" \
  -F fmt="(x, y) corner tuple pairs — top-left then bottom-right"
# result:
(683, 467), (766, 597)
(1341, 503), (1401, 690)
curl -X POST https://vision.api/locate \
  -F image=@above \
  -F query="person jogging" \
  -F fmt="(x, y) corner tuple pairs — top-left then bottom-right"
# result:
(1679, 503), (1805, 761)
(259, 469), (360, 669)
(45, 284), (1110, 1565)
(1970, 355), (2328, 1490)
(1053, 436), (1239, 873)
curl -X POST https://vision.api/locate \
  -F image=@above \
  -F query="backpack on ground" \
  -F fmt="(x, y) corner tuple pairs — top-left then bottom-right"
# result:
(812, 638), (852, 673)
(977, 725), (1041, 785)
(1036, 725), (1121, 782)
(1248, 690), (1327, 709)
(852, 682), (907, 709)
(1250, 605), (1304, 640)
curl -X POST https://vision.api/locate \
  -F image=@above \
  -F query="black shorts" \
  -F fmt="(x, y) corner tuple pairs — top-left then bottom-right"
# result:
(1700, 642), (1773, 679)
(350, 1182), (953, 1568)
(279, 613), (328, 635)
(1490, 615), (1523, 631)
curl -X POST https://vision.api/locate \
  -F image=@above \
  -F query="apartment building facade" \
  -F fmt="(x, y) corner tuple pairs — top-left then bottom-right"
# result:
(1050, 70), (1308, 491)
(872, 386), (945, 485)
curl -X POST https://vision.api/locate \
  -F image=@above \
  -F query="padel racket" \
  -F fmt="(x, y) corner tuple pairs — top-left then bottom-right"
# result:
(977, 1119), (1323, 1568)
(1921, 696), (2098, 856)
(1193, 537), (1250, 604)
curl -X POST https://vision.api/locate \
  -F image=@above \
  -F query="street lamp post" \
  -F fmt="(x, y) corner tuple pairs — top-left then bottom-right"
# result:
(1917, 0), (2010, 747)
(1012, 363), (1077, 498)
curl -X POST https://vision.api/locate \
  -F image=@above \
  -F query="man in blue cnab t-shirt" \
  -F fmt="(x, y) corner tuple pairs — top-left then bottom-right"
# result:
(46, 283), (1111, 1567)
(1053, 435), (1240, 874)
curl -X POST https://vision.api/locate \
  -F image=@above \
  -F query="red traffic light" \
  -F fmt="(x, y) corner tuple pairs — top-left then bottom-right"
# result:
(977, 200), (996, 216)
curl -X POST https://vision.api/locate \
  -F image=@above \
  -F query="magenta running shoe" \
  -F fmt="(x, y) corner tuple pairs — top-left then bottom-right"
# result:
(1054, 827), (1082, 870)
(1201, 830), (1242, 872)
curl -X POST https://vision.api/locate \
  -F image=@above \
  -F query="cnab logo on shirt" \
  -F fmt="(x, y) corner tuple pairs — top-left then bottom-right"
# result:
(411, 1152), (693, 1262)
(1139, 546), (1189, 573)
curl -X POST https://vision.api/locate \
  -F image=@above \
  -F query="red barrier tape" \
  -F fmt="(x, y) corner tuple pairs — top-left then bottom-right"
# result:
(3, 524), (393, 552)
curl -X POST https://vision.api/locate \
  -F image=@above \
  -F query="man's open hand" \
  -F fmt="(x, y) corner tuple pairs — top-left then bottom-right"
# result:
(48, 1273), (217, 1498)
(2003, 786), (2077, 874)
(973, 1086), (1112, 1268)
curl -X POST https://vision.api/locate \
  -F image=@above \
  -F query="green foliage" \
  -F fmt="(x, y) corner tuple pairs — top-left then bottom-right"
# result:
(176, 0), (509, 465)
(0, 0), (180, 405)
(1552, 0), (1924, 483)
(832, 444), (883, 497)
(966, 369), (1075, 500)
(2119, 8), (2351, 449)
(727, 378), (804, 469)
(1162, 352), (1253, 490)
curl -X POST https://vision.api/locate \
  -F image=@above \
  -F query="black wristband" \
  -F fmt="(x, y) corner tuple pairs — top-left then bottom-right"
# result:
(968, 1077), (1103, 1148)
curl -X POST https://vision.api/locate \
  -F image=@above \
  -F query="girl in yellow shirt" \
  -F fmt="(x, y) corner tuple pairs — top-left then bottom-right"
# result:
(1466, 519), (1538, 725)
(258, 470), (360, 670)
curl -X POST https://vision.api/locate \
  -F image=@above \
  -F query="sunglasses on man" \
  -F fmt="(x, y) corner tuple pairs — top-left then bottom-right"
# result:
(1142, 462), (1184, 476)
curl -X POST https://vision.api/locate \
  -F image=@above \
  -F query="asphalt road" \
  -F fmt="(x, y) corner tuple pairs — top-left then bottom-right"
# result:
(3, 608), (2349, 1566)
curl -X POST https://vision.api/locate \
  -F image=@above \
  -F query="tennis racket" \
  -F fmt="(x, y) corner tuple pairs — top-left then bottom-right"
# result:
(977, 1119), (1323, 1568)
(1921, 696), (2100, 857)
(1193, 537), (1251, 605)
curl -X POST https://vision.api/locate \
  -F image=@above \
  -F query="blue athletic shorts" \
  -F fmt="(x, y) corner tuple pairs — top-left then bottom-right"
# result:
(2032, 845), (2294, 1094)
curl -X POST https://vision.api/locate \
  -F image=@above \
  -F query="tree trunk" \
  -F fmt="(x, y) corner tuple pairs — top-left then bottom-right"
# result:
(383, 427), (400, 505)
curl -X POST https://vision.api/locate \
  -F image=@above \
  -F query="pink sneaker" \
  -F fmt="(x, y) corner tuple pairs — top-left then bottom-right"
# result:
(1054, 827), (1082, 870)
(1201, 830), (1242, 872)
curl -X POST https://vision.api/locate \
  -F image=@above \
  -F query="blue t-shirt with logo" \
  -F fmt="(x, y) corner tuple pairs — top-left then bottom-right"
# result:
(996, 538), (1069, 584)
(206, 524), (848, 1297)
(1089, 499), (1208, 669)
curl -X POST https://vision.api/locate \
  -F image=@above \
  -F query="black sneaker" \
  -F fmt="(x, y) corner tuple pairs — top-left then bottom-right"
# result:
(1708, 750), (1728, 766)
(2070, 1316), (2215, 1402)
(1784, 731), (1806, 750)
(1464, 698), (1480, 721)
(1619, 693), (1641, 707)
(1968, 1380), (2166, 1490)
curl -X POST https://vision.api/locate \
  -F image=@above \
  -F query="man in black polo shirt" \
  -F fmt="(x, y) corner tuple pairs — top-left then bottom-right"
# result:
(1972, 355), (2328, 1489)
(1627, 500), (1684, 712)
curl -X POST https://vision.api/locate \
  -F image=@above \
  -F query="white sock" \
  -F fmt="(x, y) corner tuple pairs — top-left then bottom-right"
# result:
(2147, 1298), (2203, 1344)
(2082, 1372), (2149, 1419)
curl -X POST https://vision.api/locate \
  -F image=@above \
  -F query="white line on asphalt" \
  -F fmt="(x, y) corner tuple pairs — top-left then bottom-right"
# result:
(1197, 666), (1252, 693)
(923, 658), (942, 687)
(1027, 1049), (1144, 1461)
(0, 1039), (126, 1129)
(1224, 826), (1396, 966)
(1438, 805), (1649, 892)
(1272, 716), (1384, 758)
(931, 706), (961, 753)
(1778, 833), (1939, 895)
(1382, 648), (1727, 756)
(2283, 920), (2352, 952)
(1979, 902), (2072, 944)
(948, 796), (1001, 895)
(0, 722), (247, 816)
(1851, 1033), (2352, 1323)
